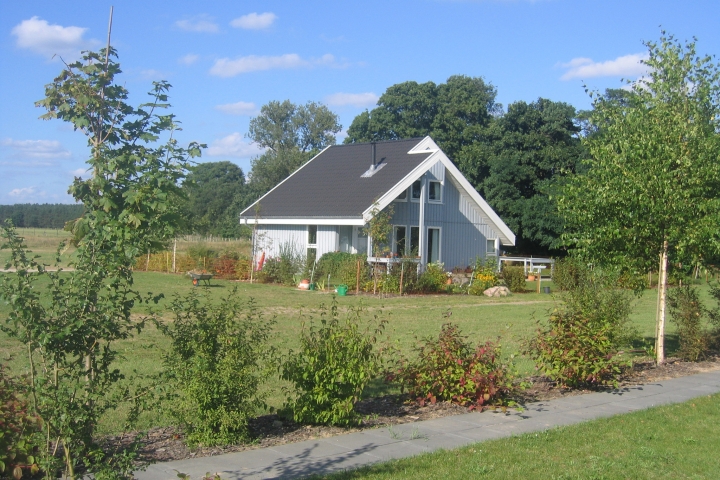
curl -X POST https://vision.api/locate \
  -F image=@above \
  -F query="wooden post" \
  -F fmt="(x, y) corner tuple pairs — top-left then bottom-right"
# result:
(536, 271), (541, 294)
(172, 238), (177, 273)
(399, 262), (404, 296)
(356, 260), (361, 295)
(146, 250), (150, 271)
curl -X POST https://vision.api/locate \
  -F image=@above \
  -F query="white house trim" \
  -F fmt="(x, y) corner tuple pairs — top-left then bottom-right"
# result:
(242, 217), (366, 226)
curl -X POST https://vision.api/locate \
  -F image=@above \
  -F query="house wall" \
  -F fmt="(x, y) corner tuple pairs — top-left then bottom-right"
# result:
(255, 224), (339, 259)
(388, 168), (499, 269)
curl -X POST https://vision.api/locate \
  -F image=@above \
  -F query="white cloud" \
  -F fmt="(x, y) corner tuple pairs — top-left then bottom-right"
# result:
(207, 133), (265, 158)
(175, 15), (219, 33)
(209, 53), (337, 77)
(230, 12), (277, 30)
(215, 101), (258, 116)
(70, 168), (87, 177)
(139, 69), (168, 80)
(179, 53), (200, 65)
(8, 186), (46, 201)
(324, 92), (379, 108)
(560, 53), (648, 80)
(11, 16), (97, 59)
(2, 138), (71, 159)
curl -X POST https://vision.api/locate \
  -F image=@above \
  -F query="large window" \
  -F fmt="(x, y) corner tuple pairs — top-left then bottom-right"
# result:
(393, 226), (407, 256)
(427, 228), (440, 263)
(428, 181), (442, 203)
(409, 226), (420, 256)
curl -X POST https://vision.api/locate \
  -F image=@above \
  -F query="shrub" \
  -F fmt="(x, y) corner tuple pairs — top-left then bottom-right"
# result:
(552, 257), (589, 291)
(526, 267), (636, 388)
(280, 299), (387, 426)
(386, 323), (521, 409)
(315, 252), (368, 290)
(261, 242), (305, 285)
(501, 266), (526, 293)
(668, 285), (709, 361)
(468, 258), (500, 295)
(0, 366), (41, 479)
(160, 288), (275, 447)
(416, 261), (448, 293)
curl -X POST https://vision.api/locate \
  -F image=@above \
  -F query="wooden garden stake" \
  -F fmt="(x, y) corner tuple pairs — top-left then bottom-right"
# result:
(399, 262), (405, 296)
(356, 260), (361, 294)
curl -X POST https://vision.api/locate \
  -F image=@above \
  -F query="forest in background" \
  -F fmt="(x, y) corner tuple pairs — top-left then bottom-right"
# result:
(0, 203), (84, 229)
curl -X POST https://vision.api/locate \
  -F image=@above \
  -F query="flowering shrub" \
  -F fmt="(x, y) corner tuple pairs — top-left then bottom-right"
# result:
(468, 259), (500, 295)
(386, 323), (521, 409)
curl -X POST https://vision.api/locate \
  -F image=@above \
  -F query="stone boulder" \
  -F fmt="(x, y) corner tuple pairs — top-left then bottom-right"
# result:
(483, 286), (510, 297)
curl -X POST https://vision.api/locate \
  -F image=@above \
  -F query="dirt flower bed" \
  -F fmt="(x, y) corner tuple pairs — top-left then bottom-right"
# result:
(104, 355), (720, 464)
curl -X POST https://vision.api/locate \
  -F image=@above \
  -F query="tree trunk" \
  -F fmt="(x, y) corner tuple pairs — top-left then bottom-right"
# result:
(655, 240), (669, 365)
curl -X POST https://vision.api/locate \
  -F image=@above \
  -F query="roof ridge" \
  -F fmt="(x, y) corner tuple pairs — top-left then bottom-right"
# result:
(334, 137), (425, 147)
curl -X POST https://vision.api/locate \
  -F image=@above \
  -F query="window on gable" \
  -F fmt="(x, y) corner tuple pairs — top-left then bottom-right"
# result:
(428, 181), (442, 203)
(411, 180), (422, 201)
(394, 189), (407, 202)
(308, 225), (317, 246)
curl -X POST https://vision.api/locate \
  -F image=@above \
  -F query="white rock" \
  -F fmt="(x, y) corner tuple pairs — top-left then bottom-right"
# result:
(483, 286), (510, 297)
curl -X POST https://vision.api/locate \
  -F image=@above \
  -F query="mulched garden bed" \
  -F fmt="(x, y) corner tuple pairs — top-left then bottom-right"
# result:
(105, 354), (719, 464)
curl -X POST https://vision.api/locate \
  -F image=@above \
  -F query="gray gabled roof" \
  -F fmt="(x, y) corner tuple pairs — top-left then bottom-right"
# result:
(240, 138), (432, 219)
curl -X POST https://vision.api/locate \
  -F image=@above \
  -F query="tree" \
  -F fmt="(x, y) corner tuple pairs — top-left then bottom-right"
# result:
(245, 100), (341, 201)
(180, 161), (247, 236)
(480, 99), (585, 254)
(558, 33), (720, 365)
(345, 75), (500, 169)
(1, 47), (201, 478)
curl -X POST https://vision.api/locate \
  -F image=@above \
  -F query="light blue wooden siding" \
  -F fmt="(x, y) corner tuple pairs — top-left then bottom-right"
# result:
(256, 225), (305, 258)
(257, 224), (338, 259)
(317, 225), (338, 256)
(388, 174), (498, 269)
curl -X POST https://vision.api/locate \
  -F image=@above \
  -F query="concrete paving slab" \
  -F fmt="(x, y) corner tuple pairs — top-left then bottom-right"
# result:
(317, 430), (400, 451)
(267, 439), (353, 459)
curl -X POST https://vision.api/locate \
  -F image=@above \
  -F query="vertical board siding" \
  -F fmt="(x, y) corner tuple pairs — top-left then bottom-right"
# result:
(256, 225), (306, 258)
(317, 225), (338, 257)
(388, 176), (496, 269)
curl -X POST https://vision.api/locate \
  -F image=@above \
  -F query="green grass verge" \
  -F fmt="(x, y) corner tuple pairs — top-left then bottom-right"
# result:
(318, 393), (720, 480)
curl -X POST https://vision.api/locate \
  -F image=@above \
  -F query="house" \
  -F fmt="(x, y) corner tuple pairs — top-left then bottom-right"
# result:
(239, 137), (515, 270)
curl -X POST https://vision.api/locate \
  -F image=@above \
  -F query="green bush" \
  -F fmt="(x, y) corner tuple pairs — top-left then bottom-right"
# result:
(0, 366), (41, 479)
(416, 261), (448, 293)
(280, 299), (387, 426)
(261, 242), (306, 285)
(552, 257), (589, 291)
(526, 268), (636, 388)
(386, 323), (521, 409)
(315, 252), (368, 290)
(668, 285), (710, 361)
(468, 259), (500, 295)
(501, 266), (526, 293)
(160, 288), (275, 447)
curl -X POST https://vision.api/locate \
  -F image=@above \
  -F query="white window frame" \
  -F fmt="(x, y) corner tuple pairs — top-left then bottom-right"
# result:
(410, 180), (422, 203)
(428, 180), (443, 204)
(427, 226), (442, 264)
(393, 225), (407, 256)
(486, 238), (497, 256)
(307, 225), (318, 247)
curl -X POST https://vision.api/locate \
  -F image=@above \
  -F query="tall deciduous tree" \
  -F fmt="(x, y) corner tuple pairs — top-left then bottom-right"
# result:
(559, 33), (720, 364)
(246, 100), (341, 200)
(345, 75), (500, 167)
(480, 99), (585, 254)
(181, 161), (247, 237)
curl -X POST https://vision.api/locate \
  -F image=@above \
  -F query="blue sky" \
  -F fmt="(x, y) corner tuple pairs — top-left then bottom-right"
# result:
(1, 0), (718, 204)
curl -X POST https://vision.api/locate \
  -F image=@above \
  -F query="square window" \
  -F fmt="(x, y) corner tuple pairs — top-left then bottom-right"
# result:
(486, 239), (496, 255)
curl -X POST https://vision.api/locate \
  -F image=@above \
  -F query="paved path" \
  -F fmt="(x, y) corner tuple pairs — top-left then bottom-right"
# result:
(136, 370), (720, 480)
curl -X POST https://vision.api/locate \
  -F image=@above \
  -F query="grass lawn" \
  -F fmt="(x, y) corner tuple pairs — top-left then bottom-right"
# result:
(318, 393), (720, 480)
(1, 230), (717, 434)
